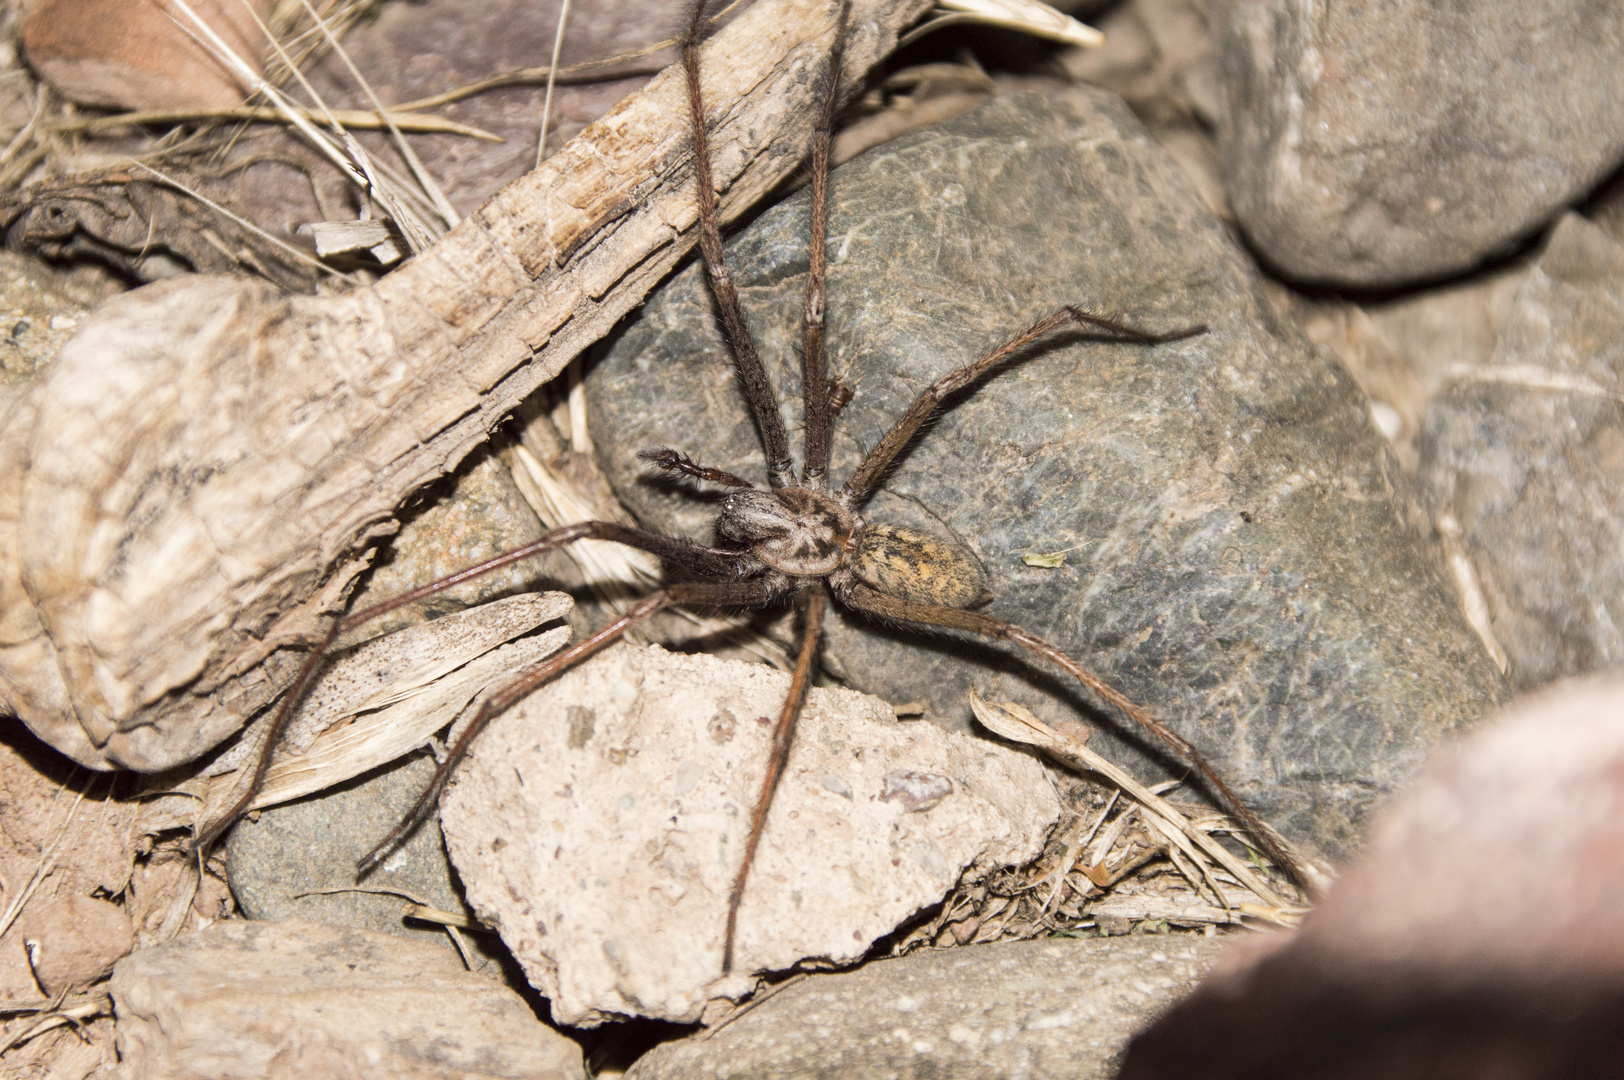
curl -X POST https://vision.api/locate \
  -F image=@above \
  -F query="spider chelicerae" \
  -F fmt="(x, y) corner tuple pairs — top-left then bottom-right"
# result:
(197, 0), (1302, 975)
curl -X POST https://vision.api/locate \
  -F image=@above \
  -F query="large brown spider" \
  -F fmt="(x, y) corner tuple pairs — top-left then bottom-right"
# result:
(198, 0), (1302, 975)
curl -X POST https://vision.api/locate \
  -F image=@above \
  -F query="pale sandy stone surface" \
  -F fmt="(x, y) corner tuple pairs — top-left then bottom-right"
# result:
(110, 917), (584, 1080)
(439, 643), (1061, 1026)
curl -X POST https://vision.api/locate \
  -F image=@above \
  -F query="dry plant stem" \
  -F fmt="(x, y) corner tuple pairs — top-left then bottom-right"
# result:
(52, 106), (503, 141)
(723, 588), (825, 974)
(846, 585), (1312, 890)
(1, 0), (931, 777)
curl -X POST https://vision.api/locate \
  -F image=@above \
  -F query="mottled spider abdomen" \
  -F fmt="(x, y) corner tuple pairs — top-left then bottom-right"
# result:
(854, 524), (990, 610)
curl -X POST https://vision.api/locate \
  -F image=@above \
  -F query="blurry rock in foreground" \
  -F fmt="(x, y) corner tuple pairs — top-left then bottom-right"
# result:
(111, 917), (584, 1080)
(439, 643), (1060, 1026)
(1121, 677), (1624, 1080)
(1214, 0), (1624, 287)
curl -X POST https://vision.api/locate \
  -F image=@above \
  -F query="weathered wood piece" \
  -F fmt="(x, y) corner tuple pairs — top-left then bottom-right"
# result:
(0, 0), (933, 773)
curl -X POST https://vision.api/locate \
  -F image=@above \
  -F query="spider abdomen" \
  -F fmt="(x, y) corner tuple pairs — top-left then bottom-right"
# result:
(854, 524), (990, 610)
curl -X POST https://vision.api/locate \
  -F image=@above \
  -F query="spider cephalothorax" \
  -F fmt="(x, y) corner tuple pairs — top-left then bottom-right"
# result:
(194, 0), (1305, 979)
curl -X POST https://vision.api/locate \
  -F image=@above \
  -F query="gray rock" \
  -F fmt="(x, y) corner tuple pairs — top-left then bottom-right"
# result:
(626, 934), (1227, 1080)
(1213, 0), (1624, 288)
(584, 89), (1504, 862)
(111, 917), (584, 1080)
(1419, 214), (1624, 689)
(225, 752), (477, 949)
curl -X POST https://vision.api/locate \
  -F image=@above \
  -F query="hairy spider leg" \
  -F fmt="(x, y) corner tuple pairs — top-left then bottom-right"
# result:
(189, 520), (753, 859)
(840, 306), (1206, 502)
(723, 588), (825, 974)
(823, 306), (1307, 888)
(799, 1), (849, 489)
(681, 0), (853, 972)
(356, 575), (779, 875)
(683, 0), (795, 492)
(838, 584), (1308, 886)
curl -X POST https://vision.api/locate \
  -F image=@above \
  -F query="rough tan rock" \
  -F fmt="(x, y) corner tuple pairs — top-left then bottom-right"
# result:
(110, 917), (585, 1080)
(439, 644), (1061, 1026)
(628, 935), (1228, 1080)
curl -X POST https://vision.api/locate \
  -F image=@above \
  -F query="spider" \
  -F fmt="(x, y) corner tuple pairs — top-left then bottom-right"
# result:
(196, 0), (1303, 975)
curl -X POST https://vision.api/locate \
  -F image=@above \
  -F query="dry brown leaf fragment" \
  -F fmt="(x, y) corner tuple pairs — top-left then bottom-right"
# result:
(22, 0), (271, 111)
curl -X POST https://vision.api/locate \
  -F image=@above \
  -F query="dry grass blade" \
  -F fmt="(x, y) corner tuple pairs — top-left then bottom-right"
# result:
(536, 0), (574, 168)
(0, 789), (86, 943)
(52, 105), (503, 142)
(290, 0), (461, 230)
(127, 160), (345, 278)
(969, 688), (1295, 910)
(0, 996), (109, 1057)
(902, 0), (1104, 47)
(296, 886), (477, 967)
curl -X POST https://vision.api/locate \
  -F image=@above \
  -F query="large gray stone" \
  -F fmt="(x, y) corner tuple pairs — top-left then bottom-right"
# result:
(584, 88), (1504, 862)
(627, 934), (1227, 1080)
(1213, 0), (1624, 287)
(1419, 214), (1624, 689)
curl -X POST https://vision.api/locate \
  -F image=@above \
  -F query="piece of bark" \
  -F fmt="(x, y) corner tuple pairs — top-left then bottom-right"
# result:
(0, 0), (934, 774)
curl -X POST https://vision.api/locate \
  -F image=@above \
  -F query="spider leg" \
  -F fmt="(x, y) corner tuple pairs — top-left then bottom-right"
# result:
(640, 446), (756, 489)
(840, 306), (1207, 502)
(190, 521), (751, 857)
(723, 586), (825, 974)
(800, 1), (852, 490)
(683, 1), (794, 489)
(835, 582), (1310, 889)
(358, 577), (781, 875)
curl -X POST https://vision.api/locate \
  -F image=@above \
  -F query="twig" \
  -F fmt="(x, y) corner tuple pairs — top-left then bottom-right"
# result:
(970, 689), (1293, 908)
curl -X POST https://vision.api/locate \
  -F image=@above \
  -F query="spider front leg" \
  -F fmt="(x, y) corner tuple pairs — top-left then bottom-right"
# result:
(190, 521), (752, 858)
(835, 582), (1310, 888)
